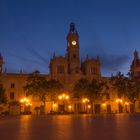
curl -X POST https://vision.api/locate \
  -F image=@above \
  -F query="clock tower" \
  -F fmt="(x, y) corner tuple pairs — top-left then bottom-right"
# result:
(67, 23), (80, 74)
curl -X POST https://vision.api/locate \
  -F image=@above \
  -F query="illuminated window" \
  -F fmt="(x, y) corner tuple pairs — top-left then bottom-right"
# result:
(10, 92), (14, 100)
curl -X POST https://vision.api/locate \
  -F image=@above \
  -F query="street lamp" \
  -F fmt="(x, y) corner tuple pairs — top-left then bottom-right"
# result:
(115, 99), (123, 113)
(68, 105), (72, 113)
(52, 103), (57, 112)
(82, 98), (90, 113)
(115, 99), (123, 103)
(124, 101), (129, 113)
(58, 93), (69, 112)
(20, 97), (32, 114)
(102, 103), (106, 106)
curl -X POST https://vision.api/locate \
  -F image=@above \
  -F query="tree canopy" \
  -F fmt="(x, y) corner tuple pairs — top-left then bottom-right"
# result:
(24, 71), (63, 104)
(110, 72), (128, 98)
(73, 78), (104, 102)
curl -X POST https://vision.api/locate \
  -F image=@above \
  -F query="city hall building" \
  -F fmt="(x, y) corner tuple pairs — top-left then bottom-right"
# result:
(0, 23), (140, 114)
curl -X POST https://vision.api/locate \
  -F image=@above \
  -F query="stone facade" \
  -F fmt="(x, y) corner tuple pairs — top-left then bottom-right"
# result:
(0, 23), (140, 114)
(49, 23), (101, 92)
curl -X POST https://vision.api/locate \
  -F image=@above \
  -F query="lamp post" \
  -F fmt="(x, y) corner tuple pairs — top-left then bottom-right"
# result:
(68, 105), (72, 113)
(20, 97), (32, 114)
(82, 98), (90, 113)
(124, 101), (129, 113)
(115, 99), (123, 113)
(58, 93), (69, 113)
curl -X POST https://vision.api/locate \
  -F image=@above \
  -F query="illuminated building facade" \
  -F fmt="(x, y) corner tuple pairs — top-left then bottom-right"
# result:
(0, 23), (140, 114)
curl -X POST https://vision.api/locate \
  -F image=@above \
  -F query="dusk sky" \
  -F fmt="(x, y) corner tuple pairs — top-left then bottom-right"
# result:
(0, 0), (140, 76)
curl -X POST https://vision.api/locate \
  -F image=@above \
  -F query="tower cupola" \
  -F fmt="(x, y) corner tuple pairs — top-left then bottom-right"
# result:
(67, 22), (79, 48)
(134, 50), (139, 59)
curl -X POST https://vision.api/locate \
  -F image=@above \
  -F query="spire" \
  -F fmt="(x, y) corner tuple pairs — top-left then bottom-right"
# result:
(53, 52), (56, 58)
(68, 22), (78, 34)
(134, 50), (139, 59)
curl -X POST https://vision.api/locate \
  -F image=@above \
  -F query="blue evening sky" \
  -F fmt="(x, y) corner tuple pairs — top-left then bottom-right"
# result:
(0, 0), (140, 76)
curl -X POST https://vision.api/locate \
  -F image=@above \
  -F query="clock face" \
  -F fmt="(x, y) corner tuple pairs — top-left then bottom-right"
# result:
(72, 40), (77, 45)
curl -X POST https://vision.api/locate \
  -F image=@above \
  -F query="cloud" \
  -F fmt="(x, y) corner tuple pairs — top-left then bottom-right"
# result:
(81, 44), (130, 75)
(100, 53), (130, 72)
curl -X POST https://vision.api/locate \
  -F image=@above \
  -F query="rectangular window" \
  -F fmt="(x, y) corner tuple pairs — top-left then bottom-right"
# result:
(10, 92), (14, 100)
(11, 83), (15, 88)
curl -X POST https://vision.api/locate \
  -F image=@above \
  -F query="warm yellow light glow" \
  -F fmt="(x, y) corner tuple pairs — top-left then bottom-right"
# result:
(115, 99), (119, 103)
(58, 94), (69, 100)
(124, 102), (129, 105)
(26, 99), (29, 102)
(66, 96), (69, 99)
(87, 105), (91, 109)
(82, 99), (85, 103)
(20, 99), (24, 103)
(102, 103), (106, 106)
(58, 96), (62, 100)
(20, 97), (32, 106)
(115, 99), (123, 103)
(29, 103), (32, 106)
(85, 98), (89, 102)
(53, 104), (56, 107)
(82, 98), (89, 103)
(68, 105), (72, 109)
(120, 99), (123, 103)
